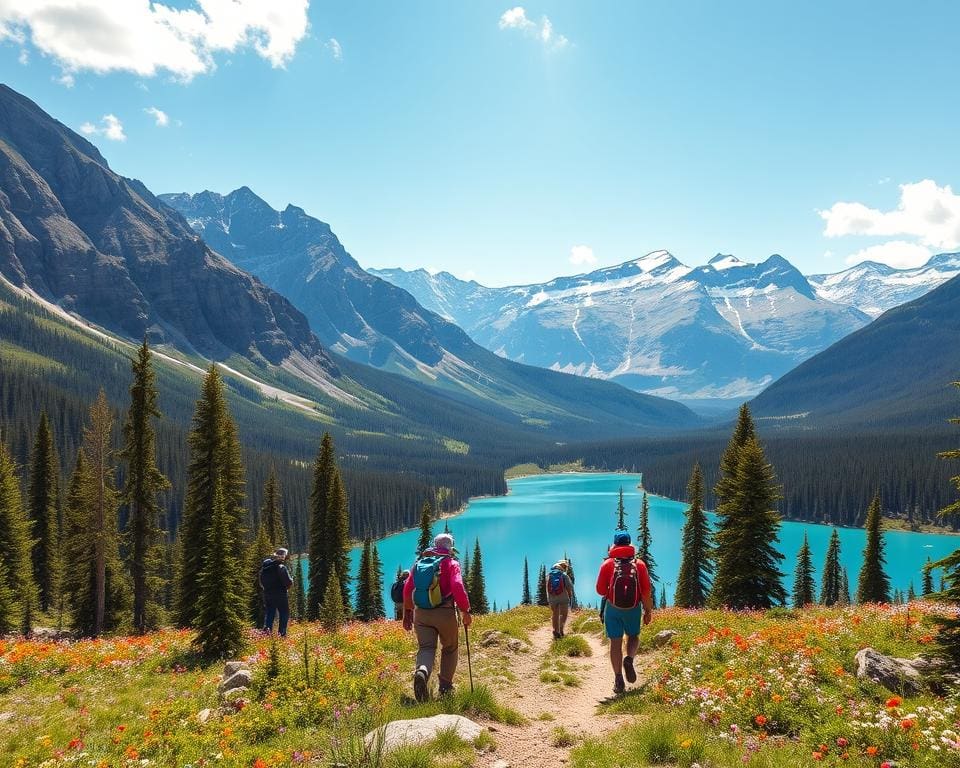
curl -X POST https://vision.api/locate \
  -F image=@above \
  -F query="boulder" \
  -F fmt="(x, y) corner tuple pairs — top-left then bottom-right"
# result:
(506, 638), (526, 653)
(218, 668), (252, 694)
(492, 761), (511, 768)
(222, 661), (250, 679)
(196, 708), (212, 724)
(366, 714), (484, 753)
(481, 630), (505, 647)
(854, 647), (923, 695)
(651, 630), (678, 648)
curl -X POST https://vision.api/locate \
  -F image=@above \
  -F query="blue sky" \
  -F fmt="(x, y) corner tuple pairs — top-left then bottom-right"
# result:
(2, 1), (959, 286)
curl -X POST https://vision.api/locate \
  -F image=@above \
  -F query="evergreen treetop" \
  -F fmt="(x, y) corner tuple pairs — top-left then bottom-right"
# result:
(536, 564), (548, 606)
(307, 431), (335, 620)
(0, 441), (33, 633)
(616, 486), (626, 531)
(417, 500), (433, 554)
(637, 491), (657, 583)
(922, 557), (935, 596)
(819, 529), (843, 606)
(931, 382), (960, 665)
(792, 534), (815, 608)
(855, 493), (891, 604)
(674, 462), (712, 609)
(261, 469), (286, 548)
(27, 411), (59, 614)
(521, 557), (532, 606)
(468, 538), (489, 614)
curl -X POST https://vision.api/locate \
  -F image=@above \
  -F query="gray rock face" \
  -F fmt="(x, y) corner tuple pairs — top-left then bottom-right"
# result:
(651, 630), (678, 648)
(480, 630), (505, 647)
(854, 647), (924, 695)
(222, 661), (249, 679)
(0, 85), (336, 374)
(365, 714), (484, 753)
(218, 669), (253, 694)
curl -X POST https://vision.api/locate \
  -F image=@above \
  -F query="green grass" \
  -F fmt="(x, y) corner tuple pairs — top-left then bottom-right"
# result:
(396, 684), (525, 727)
(471, 605), (550, 643)
(568, 611), (604, 636)
(504, 460), (586, 479)
(539, 656), (581, 688)
(551, 634), (592, 657)
(550, 726), (579, 748)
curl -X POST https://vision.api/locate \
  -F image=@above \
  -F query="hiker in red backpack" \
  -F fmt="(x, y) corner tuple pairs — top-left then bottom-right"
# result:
(596, 532), (653, 694)
(547, 560), (574, 639)
(402, 533), (471, 701)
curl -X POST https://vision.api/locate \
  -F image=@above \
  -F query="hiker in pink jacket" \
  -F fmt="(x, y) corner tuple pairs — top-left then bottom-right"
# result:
(402, 533), (472, 701)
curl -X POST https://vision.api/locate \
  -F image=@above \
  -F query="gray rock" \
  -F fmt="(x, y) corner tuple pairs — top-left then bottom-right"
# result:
(480, 630), (505, 647)
(223, 688), (249, 702)
(651, 630), (678, 647)
(222, 661), (250, 679)
(854, 647), (923, 695)
(0, 712), (14, 723)
(218, 669), (252, 694)
(196, 708), (212, 724)
(366, 714), (484, 753)
(492, 761), (511, 768)
(506, 638), (526, 653)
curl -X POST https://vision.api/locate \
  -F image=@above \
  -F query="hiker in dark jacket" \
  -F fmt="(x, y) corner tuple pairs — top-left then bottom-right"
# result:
(596, 532), (653, 694)
(259, 547), (295, 637)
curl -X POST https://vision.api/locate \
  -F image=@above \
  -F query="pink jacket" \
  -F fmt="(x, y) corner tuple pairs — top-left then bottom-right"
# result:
(402, 547), (471, 612)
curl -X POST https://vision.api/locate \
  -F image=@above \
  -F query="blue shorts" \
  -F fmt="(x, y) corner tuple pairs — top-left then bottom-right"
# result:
(604, 602), (642, 639)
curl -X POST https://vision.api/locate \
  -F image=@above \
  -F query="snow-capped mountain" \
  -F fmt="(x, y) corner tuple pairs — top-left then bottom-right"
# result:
(372, 252), (870, 399)
(808, 253), (960, 317)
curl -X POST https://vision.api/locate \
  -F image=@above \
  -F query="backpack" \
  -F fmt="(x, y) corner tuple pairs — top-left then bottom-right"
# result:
(412, 554), (450, 609)
(609, 558), (640, 609)
(547, 568), (566, 596)
(259, 559), (282, 591)
(390, 577), (406, 605)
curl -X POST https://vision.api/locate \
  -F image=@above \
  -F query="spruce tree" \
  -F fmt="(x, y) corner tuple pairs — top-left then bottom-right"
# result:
(468, 538), (489, 614)
(856, 493), (891, 604)
(710, 436), (786, 609)
(261, 469), (286, 547)
(0, 442), (33, 632)
(177, 367), (246, 627)
(819, 529), (843, 606)
(417, 501), (433, 554)
(355, 538), (372, 621)
(370, 545), (385, 620)
(637, 492), (657, 582)
(714, 404), (756, 517)
(536, 564), (548, 606)
(616, 486), (627, 531)
(931, 383), (960, 665)
(0, 558), (16, 634)
(675, 463), (712, 608)
(922, 557), (934, 596)
(461, 551), (471, 591)
(27, 412), (59, 613)
(193, 481), (246, 658)
(307, 432), (335, 620)
(319, 565), (347, 632)
(248, 524), (271, 627)
(119, 340), (170, 634)
(792, 534), (815, 608)
(907, 582), (916, 602)
(659, 585), (667, 609)
(325, 468), (351, 609)
(839, 568), (851, 606)
(521, 557), (532, 605)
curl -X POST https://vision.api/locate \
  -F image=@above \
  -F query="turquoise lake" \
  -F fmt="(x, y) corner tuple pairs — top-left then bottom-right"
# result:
(349, 472), (959, 609)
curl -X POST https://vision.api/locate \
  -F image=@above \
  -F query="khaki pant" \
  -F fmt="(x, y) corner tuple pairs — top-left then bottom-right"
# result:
(414, 606), (459, 684)
(550, 600), (569, 634)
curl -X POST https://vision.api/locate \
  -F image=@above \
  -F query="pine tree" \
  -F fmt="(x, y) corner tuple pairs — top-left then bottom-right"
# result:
(461, 551), (471, 591)
(370, 545), (385, 620)
(119, 340), (170, 634)
(261, 469), (286, 547)
(355, 538), (372, 621)
(293, 557), (306, 620)
(468, 538), (489, 614)
(0, 442), (33, 633)
(307, 432), (335, 620)
(931, 382), (960, 664)
(792, 534), (815, 608)
(839, 568), (851, 606)
(27, 412), (59, 613)
(922, 557), (935, 596)
(177, 367), (246, 627)
(0, 558), (16, 634)
(675, 463), (712, 608)
(637, 492), (657, 582)
(616, 486), (627, 531)
(907, 582), (916, 602)
(325, 468), (351, 609)
(710, 436), (786, 609)
(819, 529), (843, 606)
(714, 404), (756, 517)
(659, 585), (667, 609)
(417, 501), (433, 554)
(856, 493), (891, 604)
(521, 557), (532, 605)
(536, 564), (548, 606)
(319, 565), (347, 632)
(248, 524), (271, 627)
(193, 481), (246, 658)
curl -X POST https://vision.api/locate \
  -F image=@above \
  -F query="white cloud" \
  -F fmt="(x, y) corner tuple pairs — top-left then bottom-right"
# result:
(569, 245), (596, 266)
(0, 0), (310, 82)
(17, 48), (27, 64)
(79, 113), (126, 141)
(843, 241), (932, 269)
(144, 106), (169, 126)
(820, 179), (960, 251)
(498, 6), (568, 50)
(326, 37), (342, 61)
(56, 71), (74, 87)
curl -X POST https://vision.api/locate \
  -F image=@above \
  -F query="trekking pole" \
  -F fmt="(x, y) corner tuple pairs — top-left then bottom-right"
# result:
(458, 607), (475, 693)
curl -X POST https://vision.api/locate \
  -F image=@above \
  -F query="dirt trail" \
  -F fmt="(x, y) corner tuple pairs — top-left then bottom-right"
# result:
(475, 625), (653, 767)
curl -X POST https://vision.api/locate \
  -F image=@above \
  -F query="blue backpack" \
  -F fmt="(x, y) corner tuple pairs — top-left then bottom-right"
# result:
(548, 568), (566, 596)
(412, 554), (450, 609)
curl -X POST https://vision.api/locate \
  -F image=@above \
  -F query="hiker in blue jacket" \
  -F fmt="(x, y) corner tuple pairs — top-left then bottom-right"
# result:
(259, 548), (294, 637)
(546, 560), (574, 639)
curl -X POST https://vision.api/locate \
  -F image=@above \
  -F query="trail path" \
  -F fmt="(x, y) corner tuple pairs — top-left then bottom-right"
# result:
(475, 625), (654, 767)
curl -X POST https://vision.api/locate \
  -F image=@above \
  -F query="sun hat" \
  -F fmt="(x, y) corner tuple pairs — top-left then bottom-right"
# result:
(275, 547), (289, 559)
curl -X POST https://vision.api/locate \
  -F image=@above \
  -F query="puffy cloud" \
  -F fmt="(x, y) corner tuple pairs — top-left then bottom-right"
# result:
(144, 106), (169, 126)
(17, 48), (27, 64)
(820, 179), (960, 251)
(843, 241), (932, 269)
(498, 6), (568, 50)
(326, 37), (342, 61)
(569, 245), (596, 266)
(0, 0), (310, 82)
(79, 113), (126, 141)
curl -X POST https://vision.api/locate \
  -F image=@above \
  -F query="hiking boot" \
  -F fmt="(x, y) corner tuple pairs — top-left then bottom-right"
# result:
(552, 630), (560, 640)
(623, 655), (637, 684)
(438, 680), (454, 696)
(613, 674), (626, 695)
(413, 666), (429, 703)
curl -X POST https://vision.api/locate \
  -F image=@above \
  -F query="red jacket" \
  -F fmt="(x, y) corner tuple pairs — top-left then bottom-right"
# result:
(402, 548), (471, 612)
(596, 544), (652, 603)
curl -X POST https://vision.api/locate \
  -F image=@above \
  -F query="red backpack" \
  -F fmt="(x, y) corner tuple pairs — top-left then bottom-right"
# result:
(609, 558), (640, 609)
